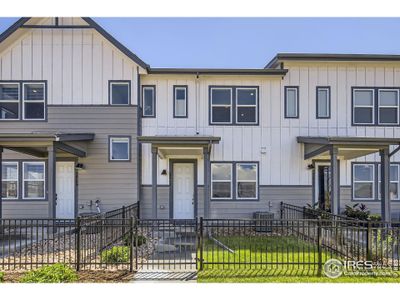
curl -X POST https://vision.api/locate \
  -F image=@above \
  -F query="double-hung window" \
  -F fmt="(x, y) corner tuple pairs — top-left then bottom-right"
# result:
(173, 86), (188, 118)
(378, 89), (399, 125)
(353, 164), (375, 200)
(142, 86), (156, 117)
(23, 83), (45, 120)
(0, 83), (19, 120)
(109, 136), (130, 161)
(211, 163), (232, 199)
(23, 162), (45, 199)
(2, 162), (18, 199)
(210, 86), (258, 125)
(316, 87), (330, 118)
(109, 81), (130, 105)
(284, 86), (299, 118)
(211, 162), (258, 200)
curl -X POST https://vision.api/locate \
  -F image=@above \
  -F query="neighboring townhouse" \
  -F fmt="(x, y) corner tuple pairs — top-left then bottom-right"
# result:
(0, 17), (144, 218)
(1, 18), (400, 222)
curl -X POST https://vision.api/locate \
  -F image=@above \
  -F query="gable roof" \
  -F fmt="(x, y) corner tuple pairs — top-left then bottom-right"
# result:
(0, 17), (150, 70)
(265, 53), (400, 68)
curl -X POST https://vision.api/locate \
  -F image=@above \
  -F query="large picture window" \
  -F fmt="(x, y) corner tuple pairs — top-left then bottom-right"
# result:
(210, 86), (258, 125)
(353, 87), (400, 126)
(23, 162), (45, 199)
(211, 162), (258, 200)
(2, 162), (18, 199)
(23, 83), (46, 120)
(0, 83), (19, 120)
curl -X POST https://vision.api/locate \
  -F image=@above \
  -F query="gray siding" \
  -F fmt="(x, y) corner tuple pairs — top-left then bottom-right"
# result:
(2, 106), (138, 218)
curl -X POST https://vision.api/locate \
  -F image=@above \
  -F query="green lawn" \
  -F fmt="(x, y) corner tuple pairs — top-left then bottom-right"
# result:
(197, 236), (400, 283)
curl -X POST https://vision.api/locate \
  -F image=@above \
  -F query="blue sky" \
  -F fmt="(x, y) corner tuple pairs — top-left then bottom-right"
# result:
(1, 17), (400, 68)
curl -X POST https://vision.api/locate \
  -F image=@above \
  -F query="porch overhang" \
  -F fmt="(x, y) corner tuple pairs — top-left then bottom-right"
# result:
(0, 132), (95, 158)
(297, 136), (400, 160)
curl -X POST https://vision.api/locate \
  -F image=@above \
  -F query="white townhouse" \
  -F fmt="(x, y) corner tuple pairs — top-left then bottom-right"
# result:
(1, 18), (400, 222)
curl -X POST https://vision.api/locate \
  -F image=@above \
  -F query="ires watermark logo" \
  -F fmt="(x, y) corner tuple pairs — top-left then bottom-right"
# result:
(323, 259), (398, 278)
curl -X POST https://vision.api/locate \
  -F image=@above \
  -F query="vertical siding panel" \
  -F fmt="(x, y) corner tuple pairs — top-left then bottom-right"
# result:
(102, 40), (113, 105)
(62, 29), (73, 105)
(22, 33), (32, 80)
(42, 29), (53, 102)
(1, 51), (12, 79)
(32, 30), (42, 79)
(11, 42), (22, 80)
(92, 33), (103, 104)
(52, 30), (62, 105)
(82, 30), (93, 104)
(72, 29), (83, 105)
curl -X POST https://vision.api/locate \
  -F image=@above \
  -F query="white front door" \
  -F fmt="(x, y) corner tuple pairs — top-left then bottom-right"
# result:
(56, 162), (75, 219)
(173, 163), (195, 219)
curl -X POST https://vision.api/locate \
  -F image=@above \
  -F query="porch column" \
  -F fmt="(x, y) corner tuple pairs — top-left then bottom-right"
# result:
(0, 146), (3, 220)
(203, 146), (210, 218)
(380, 147), (391, 222)
(330, 146), (340, 215)
(47, 144), (56, 219)
(151, 146), (158, 218)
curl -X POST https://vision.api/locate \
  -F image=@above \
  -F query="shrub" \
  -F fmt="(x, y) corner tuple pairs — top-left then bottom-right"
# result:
(368, 214), (382, 222)
(344, 203), (370, 220)
(123, 233), (146, 247)
(20, 264), (78, 283)
(0, 272), (4, 283)
(100, 246), (130, 263)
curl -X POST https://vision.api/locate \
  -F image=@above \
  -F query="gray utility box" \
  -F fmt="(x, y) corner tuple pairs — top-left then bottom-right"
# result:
(253, 211), (274, 232)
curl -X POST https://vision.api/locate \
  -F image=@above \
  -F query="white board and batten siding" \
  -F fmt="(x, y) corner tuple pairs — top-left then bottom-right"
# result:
(0, 17), (142, 106)
(141, 62), (400, 187)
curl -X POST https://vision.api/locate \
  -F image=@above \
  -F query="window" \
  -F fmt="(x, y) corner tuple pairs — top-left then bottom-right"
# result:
(316, 87), (330, 118)
(378, 89), (399, 125)
(211, 162), (259, 200)
(109, 137), (130, 161)
(210, 88), (232, 124)
(23, 162), (45, 199)
(236, 88), (257, 124)
(110, 81), (130, 105)
(236, 163), (258, 199)
(378, 164), (399, 200)
(173, 86), (188, 118)
(353, 164), (375, 200)
(211, 163), (232, 199)
(0, 83), (19, 120)
(210, 86), (258, 125)
(142, 86), (155, 117)
(284, 86), (299, 118)
(2, 162), (18, 199)
(23, 83), (45, 120)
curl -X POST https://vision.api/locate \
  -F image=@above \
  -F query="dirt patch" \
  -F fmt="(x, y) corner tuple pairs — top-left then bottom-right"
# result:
(1, 270), (135, 283)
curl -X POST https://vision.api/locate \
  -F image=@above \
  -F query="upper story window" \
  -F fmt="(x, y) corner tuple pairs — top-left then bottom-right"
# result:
(316, 86), (330, 119)
(284, 86), (299, 118)
(0, 83), (19, 120)
(352, 87), (400, 126)
(109, 81), (130, 105)
(173, 85), (188, 118)
(2, 162), (18, 199)
(210, 86), (258, 125)
(23, 83), (46, 120)
(142, 86), (156, 117)
(109, 136), (131, 161)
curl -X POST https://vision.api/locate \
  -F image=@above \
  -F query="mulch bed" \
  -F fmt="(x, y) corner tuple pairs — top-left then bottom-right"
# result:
(2, 270), (135, 283)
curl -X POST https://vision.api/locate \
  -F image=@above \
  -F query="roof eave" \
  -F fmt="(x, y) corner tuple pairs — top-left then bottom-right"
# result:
(148, 68), (288, 76)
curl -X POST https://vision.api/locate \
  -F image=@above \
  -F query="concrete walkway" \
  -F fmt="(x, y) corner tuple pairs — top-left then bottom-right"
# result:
(131, 270), (197, 282)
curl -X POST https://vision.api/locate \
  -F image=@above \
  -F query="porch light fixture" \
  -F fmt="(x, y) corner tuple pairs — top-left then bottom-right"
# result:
(307, 164), (315, 170)
(161, 169), (167, 175)
(75, 163), (85, 170)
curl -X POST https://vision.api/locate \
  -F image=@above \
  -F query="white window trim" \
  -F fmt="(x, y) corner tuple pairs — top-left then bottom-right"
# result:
(353, 88), (375, 125)
(378, 164), (400, 201)
(109, 137), (130, 161)
(377, 89), (400, 125)
(22, 82), (46, 121)
(236, 163), (258, 200)
(316, 87), (330, 118)
(210, 87), (233, 124)
(22, 161), (46, 200)
(352, 163), (375, 200)
(142, 86), (155, 117)
(2, 161), (18, 200)
(211, 163), (233, 199)
(174, 86), (187, 117)
(285, 87), (298, 118)
(235, 88), (258, 124)
(110, 82), (130, 106)
(0, 82), (20, 121)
